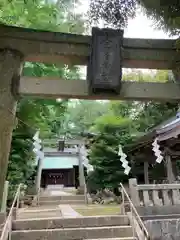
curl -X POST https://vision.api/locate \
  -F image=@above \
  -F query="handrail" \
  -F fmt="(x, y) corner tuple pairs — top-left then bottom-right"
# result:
(84, 182), (88, 204)
(0, 184), (21, 240)
(119, 183), (150, 240)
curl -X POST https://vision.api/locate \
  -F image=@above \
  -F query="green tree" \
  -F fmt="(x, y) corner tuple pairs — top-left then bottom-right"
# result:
(0, 0), (85, 33)
(123, 70), (169, 83)
(6, 97), (69, 198)
(134, 102), (179, 133)
(0, 0), (85, 201)
(62, 100), (109, 137)
(88, 115), (133, 193)
(113, 70), (179, 133)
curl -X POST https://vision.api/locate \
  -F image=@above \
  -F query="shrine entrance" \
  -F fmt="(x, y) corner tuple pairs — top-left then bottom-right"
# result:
(41, 170), (71, 187)
(46, 172), (65, 185)
(0, 24), (180, 201)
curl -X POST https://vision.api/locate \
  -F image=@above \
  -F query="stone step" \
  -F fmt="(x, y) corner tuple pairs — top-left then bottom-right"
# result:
(87, 238), (136, 240)
(22, 205), (60, 210)
(17, 209), (62, 219)
(13, 215), (129, 230)
(141, 214), (180, 221)
(39, 200), (85, 206)
(39, 195), (85, 201)
(12, 226), (133, 240)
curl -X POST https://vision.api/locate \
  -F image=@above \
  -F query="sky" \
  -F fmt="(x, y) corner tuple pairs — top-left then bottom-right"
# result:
(125, 12), (170, 39)
(77, 0), (172, 39)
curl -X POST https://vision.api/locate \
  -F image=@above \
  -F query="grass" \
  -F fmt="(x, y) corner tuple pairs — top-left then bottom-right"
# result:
(73, 204), (121, 216)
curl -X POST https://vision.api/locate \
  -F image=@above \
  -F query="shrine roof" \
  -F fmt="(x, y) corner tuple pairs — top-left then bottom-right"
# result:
(44, 147), (77, 153)
(156, 113), (180, 141)
(126, 112), (180, 153)
(41, 156), (79, 169)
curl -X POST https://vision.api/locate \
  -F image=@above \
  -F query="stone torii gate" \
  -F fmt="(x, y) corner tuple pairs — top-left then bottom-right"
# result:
(0, 24), (180, 202)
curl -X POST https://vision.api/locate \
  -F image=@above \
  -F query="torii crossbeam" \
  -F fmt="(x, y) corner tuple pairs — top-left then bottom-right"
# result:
(0, 25), (179, 101)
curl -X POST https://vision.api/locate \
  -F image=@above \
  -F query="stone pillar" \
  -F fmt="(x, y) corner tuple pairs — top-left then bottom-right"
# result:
(0, 49), (23, 202)
(165, 155), (175, 183)
(36, 157), (43, 193)
(78, 145), (85, 192)
(1, 181), (9, 213)
(144, 161), (149, 184)
(129, 178), (140, 206)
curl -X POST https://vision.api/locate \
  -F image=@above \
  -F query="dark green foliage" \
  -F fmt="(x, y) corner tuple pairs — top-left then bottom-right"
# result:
(134, 102), (179, 133)
(139, 0), (180, 36)
(86, 171), (101, 193)
(62, 100), (109, 138)
(89, 0), (137, 28)
(90, 0), (180, 36)
(6, 96), (69, 199)
(7, 131), (36, 199)
(88, 115), (133, 191)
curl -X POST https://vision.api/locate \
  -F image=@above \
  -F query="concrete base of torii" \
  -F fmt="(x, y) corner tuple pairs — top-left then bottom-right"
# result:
(77, 186), (85, 195)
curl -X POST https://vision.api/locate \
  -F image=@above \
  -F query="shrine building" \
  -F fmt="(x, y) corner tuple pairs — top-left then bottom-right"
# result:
(35, 139), (89, 190)
(40, 154), (80, 189)
(127, 112), (180, 184)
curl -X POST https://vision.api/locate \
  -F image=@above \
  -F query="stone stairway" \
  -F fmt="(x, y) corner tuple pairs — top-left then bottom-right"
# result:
(38, 193), (86, 206)
(1, 188), (137, 240)
(11, 215), (136, 240)
(17, 206), (62, 219)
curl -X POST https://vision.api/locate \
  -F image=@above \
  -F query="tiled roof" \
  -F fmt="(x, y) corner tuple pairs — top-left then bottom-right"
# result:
(156, 113), (180, 141)
(38, 156), (79, 169)
(157, 117), (180, 134)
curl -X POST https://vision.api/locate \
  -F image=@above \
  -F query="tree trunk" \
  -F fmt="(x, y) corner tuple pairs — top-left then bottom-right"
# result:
(0, 49), (23, 203)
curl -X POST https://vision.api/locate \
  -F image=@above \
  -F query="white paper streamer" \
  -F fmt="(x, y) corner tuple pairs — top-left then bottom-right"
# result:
(80, 145), (94, 172)
(118, 145), (131, 175)
(33, 142), (41, 151)
(33, 131), (44, 161)
(152, 138), (163, 164)
(124, 166), (131, 175)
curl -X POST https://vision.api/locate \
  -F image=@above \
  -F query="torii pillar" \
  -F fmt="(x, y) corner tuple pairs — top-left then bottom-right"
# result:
(78, 145), (85, 193)
(0, 49), (23, 202)
(35, 154), (43, 194)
